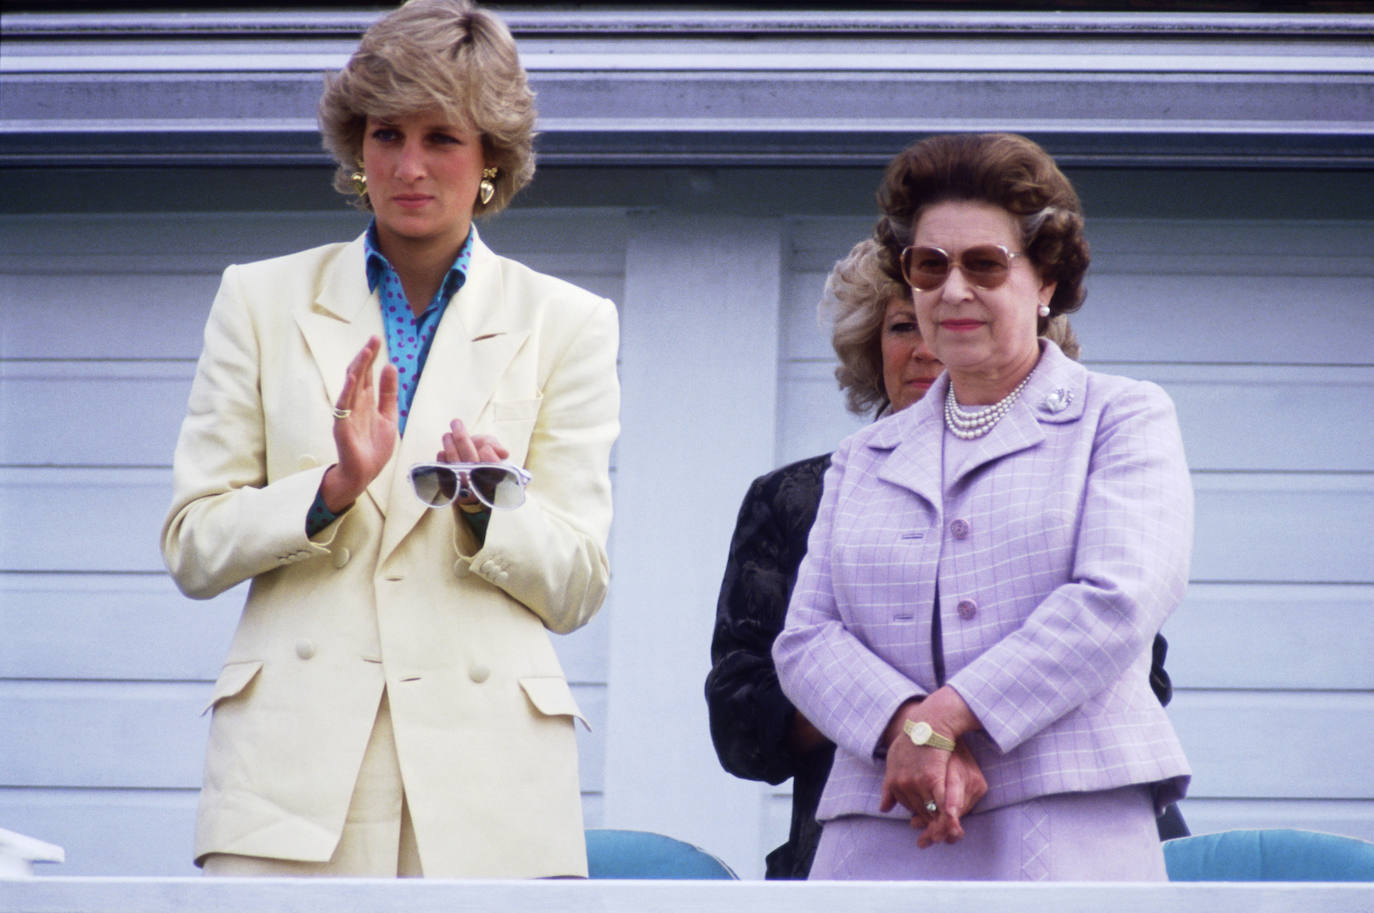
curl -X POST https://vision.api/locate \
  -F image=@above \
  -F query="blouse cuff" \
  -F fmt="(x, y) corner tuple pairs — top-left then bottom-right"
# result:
(305, 488), (340, 538)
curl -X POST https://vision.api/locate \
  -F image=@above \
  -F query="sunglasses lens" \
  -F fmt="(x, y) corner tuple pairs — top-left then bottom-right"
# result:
(411, 466), (458, 506)
(903, 247), (951, 290)
(903, 245), (1015, 290)
(469, 466), (525, 508)
(960, 245), (1012, 288)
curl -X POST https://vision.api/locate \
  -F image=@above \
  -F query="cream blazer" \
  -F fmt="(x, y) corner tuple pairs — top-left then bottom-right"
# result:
(161, 232), (619, 877)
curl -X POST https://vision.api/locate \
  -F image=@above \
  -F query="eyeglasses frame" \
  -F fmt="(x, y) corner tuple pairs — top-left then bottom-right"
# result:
(899, 243), (1028, 292)
(408, 461), (533, 511)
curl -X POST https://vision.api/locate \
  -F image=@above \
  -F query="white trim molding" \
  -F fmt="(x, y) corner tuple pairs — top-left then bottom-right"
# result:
(3, 9), (1373, 168)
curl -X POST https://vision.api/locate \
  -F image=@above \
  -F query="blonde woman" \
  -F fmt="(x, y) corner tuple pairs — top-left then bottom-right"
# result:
(162, 0), (618, 877)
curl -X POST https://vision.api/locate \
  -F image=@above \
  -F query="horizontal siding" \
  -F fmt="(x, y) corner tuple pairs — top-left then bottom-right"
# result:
(0, 787), (201, 876)
(1164, 584), (1374, 691)
(1168, 690), (1374, 800)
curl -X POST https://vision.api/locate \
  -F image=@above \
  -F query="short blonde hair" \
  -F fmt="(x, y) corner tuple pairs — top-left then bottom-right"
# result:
(318, 0), (536, 216)
(823, 237), (1081, 418)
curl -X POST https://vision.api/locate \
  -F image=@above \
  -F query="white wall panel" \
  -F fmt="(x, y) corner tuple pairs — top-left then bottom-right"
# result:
(0, 468), (169, 572)
(0, 787), (201, 877)
(1168, 690), (1374, 800)
(0, 362), (189, 466)
(1165, 584), (1374, 691)
(1191, 473), (1373, 583)
(0, 274), (224, 359)
(0, 574), (243, 681)
(606, 215), (785, 880)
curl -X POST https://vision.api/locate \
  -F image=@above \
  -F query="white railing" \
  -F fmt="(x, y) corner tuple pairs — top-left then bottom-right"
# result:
(2, 878), (1373, 913)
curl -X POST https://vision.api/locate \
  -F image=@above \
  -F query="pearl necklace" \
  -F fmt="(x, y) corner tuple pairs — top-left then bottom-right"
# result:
(944, 375), (1031, 440)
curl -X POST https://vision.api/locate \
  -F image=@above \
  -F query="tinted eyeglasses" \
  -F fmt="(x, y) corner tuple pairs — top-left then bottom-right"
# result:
(899, 244), (1026, 291)
(409, 462), (532, 511)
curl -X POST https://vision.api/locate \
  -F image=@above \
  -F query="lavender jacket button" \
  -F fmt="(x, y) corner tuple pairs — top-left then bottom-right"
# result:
(956, 599), (978, 620)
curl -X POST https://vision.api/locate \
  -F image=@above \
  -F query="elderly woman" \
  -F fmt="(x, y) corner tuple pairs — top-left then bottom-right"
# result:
(161, 0), (618, 878)
(707, 239), (1120, 879)
(773, 133), (1192, 881)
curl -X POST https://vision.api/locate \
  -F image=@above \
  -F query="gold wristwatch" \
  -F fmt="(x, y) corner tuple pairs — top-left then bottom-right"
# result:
(903, 719), (956, 752)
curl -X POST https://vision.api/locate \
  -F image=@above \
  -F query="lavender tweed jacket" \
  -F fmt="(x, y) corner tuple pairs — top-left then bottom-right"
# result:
(774, 341), (1192, 822)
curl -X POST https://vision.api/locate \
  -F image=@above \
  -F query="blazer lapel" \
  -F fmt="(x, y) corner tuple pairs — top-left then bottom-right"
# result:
(873, 375), (947, 507)
(378, 236), (530, 563)
(293, 235), (396, 514)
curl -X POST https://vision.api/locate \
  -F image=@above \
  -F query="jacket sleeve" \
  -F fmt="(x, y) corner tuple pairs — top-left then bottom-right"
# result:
(460, 295), (620, 635)
(773, 444), (928, 762)
(948, 381), (1194, 753)
(705, 473), (806, 785)
(160, 264), (337, 599)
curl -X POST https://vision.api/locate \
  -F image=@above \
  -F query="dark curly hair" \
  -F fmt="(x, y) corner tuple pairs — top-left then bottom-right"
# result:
(874, 133), (1089, 326)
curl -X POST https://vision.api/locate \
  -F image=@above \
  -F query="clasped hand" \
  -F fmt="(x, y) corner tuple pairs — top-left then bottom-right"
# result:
(320, 337), (507, 512)
(879, 686), (987, 849)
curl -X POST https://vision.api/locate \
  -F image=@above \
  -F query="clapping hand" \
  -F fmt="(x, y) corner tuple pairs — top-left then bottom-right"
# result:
(320, 336), (399, 512)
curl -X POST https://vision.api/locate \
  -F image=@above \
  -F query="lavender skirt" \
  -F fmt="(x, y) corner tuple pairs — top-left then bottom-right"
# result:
(810, 785), (1167, 881)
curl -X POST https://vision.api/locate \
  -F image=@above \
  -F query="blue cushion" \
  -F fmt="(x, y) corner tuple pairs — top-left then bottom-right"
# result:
(1164, 828), (1374, 882)
(585, 829), (737, 879)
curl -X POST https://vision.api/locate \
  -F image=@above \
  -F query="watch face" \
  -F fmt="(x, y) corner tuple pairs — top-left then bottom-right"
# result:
(910, 721), (932, 743)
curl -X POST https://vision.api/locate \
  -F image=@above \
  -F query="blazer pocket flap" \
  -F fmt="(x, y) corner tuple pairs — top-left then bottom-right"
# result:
(201, 660), (264, 716)
(518, 675), (589, 731)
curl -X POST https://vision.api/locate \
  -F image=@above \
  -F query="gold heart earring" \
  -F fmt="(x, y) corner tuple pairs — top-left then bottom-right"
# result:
(479, 167), (498, 206)
(350, 160), (368, 199)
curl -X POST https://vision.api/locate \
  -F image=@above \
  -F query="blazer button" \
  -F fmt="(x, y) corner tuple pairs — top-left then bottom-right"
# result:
(295, 639), (317, 660)
(956, 599), (978, 620)
(950, 519), (970, 539)
(333, 547), (350, 569)
(469, 664), (491, 684)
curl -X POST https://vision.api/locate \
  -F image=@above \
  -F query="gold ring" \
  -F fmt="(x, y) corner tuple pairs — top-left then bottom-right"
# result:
(332, 407), (351, 420)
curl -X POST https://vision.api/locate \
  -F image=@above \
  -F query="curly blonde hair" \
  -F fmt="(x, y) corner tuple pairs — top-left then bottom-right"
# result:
(823, 237), (1081, 417)
(318, 0), (536, 216)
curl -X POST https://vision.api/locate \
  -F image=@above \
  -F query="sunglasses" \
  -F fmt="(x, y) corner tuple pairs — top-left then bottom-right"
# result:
(409, 462), (532, 511)
(899, 244), (1026, 291)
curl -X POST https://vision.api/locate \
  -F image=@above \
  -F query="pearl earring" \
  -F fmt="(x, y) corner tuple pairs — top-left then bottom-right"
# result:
(1038, 303), (1051, 317)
